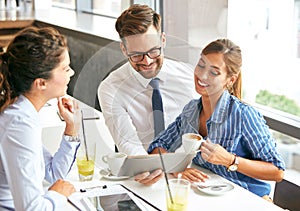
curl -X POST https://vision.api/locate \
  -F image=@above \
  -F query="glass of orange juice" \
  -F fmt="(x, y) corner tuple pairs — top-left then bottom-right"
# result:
(76, 142), (96, 181)
(166, 178), (191, 211)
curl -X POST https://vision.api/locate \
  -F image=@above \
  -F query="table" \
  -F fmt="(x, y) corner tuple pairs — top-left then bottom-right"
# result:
(40, 99), (284, 211)
(64, 166), (284, 211)
(40, 98), (115, 167)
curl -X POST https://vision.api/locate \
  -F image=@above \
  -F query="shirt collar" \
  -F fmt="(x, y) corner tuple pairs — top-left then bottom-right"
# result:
(210, 90), (231, 123)
(11, 95), (40, 120)
(128, 60), (168, 88)
(18, 95), (38, 112)
(181, 98), (202, 130)
(181, 91), (231, 125)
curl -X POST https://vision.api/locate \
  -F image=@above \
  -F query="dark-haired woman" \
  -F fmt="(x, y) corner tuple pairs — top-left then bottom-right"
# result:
(0, 26), (79, 210)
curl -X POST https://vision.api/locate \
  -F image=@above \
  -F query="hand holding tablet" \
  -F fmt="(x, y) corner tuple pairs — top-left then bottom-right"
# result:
(117, 151), (197, 177)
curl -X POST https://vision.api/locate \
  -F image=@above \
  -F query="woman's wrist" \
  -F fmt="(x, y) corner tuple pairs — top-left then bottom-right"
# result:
(64, 125), (77, 137)
(226, 153), (235, 168)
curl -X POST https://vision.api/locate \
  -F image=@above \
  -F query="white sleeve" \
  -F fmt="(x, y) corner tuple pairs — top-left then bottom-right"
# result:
(0, 119), (65, 210)
(43, 138), (79, 183)
(98, 81), (148, 156)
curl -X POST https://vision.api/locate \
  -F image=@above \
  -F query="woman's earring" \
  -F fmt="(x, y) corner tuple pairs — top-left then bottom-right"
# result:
(226, 83), (233, 94)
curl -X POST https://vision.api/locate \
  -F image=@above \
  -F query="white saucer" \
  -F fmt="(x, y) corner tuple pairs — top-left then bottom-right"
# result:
(196, 182), (234, 196)
(99, 169), (130, 181)
(101, 174), (130, 181)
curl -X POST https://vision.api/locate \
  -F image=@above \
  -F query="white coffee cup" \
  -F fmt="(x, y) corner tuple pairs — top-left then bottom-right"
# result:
(102, 152), (127, 175)
(182, 133), (203, 152)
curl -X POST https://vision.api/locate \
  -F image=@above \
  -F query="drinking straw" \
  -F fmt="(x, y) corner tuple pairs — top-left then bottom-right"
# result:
(176, 173), (182, 198)
(81, 110), (89, 161)
(157, 148), (174, 204)
(177, 173), (182, 182)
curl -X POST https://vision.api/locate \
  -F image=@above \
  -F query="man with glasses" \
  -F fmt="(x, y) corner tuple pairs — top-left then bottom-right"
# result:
(98, 4), (196, 157)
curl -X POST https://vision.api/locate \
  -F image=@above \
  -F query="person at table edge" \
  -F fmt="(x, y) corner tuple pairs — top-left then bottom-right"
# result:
(98, 4), (197, 156)
(0, 26), (79, 210)
(140, 38), (285, 200)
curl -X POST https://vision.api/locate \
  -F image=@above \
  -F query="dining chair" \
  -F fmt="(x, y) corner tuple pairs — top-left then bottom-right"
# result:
(273, 179), (300, 211)
(72, 41), (126, 111)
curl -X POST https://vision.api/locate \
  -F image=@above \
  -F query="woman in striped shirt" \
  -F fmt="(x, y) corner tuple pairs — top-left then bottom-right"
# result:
(145, 38), (285, 199)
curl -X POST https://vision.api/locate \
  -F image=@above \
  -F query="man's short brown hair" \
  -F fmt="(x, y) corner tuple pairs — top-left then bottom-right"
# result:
(115, 4), (161, 39)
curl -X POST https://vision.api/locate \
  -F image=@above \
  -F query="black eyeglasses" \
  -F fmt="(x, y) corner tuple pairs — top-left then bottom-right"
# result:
(127, 47), (162, 63)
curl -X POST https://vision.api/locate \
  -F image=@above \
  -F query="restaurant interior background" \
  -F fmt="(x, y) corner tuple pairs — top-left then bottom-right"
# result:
(0, 0), (299, 208)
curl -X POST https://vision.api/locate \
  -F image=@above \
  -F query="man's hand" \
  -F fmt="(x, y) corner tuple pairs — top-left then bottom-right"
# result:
(134, 169), (164, 186)
(173, 168), (209, 183)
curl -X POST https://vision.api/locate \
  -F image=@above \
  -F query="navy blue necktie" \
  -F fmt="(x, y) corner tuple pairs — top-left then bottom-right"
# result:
(150, 78), (165, 137)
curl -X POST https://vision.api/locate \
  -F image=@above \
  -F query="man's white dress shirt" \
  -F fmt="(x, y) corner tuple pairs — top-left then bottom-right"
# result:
(0, 95), (79, 210)
(98, 58), (198, 155)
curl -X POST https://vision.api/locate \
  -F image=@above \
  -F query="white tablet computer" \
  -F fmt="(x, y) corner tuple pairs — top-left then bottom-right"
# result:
(117, 151), (197, 177)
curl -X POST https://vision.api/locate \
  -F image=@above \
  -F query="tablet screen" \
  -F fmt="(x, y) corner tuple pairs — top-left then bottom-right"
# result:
(88, 193), (142, 211)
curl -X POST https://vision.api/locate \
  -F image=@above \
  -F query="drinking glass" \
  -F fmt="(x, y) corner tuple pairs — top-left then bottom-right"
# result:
(76, 142), (96, 181)
(166, 178), (191, 211)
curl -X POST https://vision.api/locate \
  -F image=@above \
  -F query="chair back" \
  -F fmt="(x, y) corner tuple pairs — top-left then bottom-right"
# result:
(72, 41), (126, 111)
(273, 179), (300, 211)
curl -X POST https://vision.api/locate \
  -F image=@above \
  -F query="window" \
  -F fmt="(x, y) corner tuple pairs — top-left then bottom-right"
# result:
(52, 0), (75, 9)
(163, 0), (300, 140)
(51, 0), (156, 17)
(90, 0), (155, 17)
(162, 0), (300, 174)
(228, 0), (300, 120)
(92, 0), (126, 18)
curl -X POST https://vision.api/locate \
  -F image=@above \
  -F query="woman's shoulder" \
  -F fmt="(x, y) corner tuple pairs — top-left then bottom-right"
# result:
(2, 97), (39, 125)
(230, 95), (263, 118)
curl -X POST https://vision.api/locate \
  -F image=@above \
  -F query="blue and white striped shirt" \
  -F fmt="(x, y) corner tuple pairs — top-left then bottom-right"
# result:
(148, 90), (285, 197)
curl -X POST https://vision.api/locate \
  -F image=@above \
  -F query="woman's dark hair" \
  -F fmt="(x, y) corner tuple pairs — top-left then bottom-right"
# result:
(0, 26), (67, 112)
(202, 38), (242, 100)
